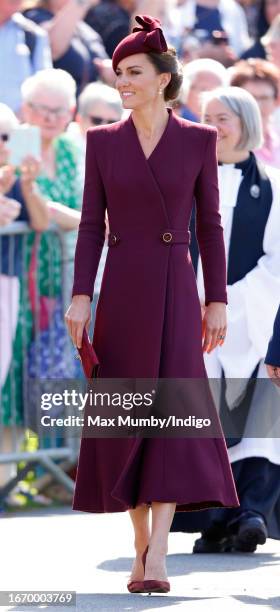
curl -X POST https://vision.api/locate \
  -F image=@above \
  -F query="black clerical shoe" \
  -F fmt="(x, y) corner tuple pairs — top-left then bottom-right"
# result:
(233, 516), (267, 552)
(193, 534), (234, 553)
(192, 522), (236, 553)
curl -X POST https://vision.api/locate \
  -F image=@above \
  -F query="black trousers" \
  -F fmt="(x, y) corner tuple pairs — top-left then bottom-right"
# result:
(171, 456), (280, 540)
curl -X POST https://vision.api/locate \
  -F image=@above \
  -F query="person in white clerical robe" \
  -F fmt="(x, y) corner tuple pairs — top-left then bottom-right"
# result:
(171, 86), (280, 553)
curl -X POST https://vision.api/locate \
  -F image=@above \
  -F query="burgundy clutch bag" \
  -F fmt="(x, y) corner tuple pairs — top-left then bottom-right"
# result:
(77, 329), (100, 378)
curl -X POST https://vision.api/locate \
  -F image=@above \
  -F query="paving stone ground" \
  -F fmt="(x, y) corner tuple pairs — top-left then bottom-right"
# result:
(1, 506), (279, 612)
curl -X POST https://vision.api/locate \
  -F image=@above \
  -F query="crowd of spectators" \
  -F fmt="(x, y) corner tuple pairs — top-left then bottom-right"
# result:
(1, 0), (280, 506)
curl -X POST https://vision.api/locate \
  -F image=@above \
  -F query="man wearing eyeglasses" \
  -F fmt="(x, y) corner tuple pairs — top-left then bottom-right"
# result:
(0, 0), (52, 115)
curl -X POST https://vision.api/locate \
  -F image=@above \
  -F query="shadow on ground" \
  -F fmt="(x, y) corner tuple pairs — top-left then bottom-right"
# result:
(98, 551), (280, 576)
(5, 593), (217, 612)
(5, 593), (280, 611)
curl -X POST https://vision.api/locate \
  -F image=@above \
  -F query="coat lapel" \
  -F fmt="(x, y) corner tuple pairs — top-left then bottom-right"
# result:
(122, 109), (176, 226)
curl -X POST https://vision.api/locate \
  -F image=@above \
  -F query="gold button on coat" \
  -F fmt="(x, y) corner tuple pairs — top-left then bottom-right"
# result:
(162, 232), (172, 243)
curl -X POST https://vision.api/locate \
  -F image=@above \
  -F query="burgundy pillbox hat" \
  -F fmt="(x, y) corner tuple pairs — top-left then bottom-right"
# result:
(112, 14), (168, 72)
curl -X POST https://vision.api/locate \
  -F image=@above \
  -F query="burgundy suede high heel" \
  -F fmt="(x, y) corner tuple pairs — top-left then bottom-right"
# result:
(127, 545), (149, 593)
(142, 579), (171, 594)
(142, 546), (170, 594)
(127, 580), (145, 594)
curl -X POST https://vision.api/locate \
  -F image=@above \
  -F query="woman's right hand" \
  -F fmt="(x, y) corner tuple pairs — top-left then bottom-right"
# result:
(65, 295), (91, 348)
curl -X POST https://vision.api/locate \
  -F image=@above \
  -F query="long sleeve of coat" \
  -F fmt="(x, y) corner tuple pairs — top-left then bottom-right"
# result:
(72, 129), (107, 299)
(194, 129), (227, 306)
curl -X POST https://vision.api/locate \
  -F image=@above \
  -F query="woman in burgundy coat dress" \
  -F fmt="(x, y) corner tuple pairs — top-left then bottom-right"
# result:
(65, 14), (239, 595)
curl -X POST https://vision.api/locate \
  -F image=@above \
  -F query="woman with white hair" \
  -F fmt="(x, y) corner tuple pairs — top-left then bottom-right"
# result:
(21, 67), (81, 274)
(20, 69), (82, 389)
(171, 86), (280, 553)
(67, 81), (123, 160)
(77, 82), (123, 130)
(178, 58), (228, 121)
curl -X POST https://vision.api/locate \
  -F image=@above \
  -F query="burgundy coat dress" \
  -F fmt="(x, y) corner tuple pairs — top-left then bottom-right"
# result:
(72, 107), (239, 513)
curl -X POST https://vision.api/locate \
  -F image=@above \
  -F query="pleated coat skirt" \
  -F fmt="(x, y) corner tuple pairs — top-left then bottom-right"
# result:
(71, 108), (239, 513)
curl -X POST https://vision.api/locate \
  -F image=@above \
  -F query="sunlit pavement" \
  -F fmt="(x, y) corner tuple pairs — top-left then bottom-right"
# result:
(1, 506), (280, 611)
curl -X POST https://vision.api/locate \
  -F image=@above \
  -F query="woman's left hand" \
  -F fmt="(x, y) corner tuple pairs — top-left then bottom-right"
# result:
(202, 302), (227, 353)
(20, 155), (41, 186)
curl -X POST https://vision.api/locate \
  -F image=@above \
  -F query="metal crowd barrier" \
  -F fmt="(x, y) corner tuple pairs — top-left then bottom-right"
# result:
(0, 222), (79, 504)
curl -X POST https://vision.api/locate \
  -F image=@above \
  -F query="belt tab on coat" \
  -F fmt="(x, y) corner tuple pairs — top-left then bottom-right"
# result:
(161, 230), (191, 245)
(107, 230), (191, 246)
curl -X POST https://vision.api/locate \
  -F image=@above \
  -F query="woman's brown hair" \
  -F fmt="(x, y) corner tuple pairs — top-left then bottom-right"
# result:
(147, 47), (184, 102)
(230, 58), (280, 99)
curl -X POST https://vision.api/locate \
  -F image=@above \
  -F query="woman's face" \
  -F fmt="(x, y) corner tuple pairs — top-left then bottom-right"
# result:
(22, 88), (73, 143)
(241, 79), (277, 130)
(203, 98), (243, 158)
(115, 53), (168, 110)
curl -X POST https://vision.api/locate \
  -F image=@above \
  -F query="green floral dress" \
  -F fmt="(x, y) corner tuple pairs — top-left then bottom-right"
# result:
(2, 135), (81, 426)
(35, 135), (81, 298)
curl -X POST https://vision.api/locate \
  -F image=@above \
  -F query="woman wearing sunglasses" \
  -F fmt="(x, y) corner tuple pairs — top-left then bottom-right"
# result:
(67, 81), (123, 157)
(20, 67), (82, 299)
(66, 81), (123, 328)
